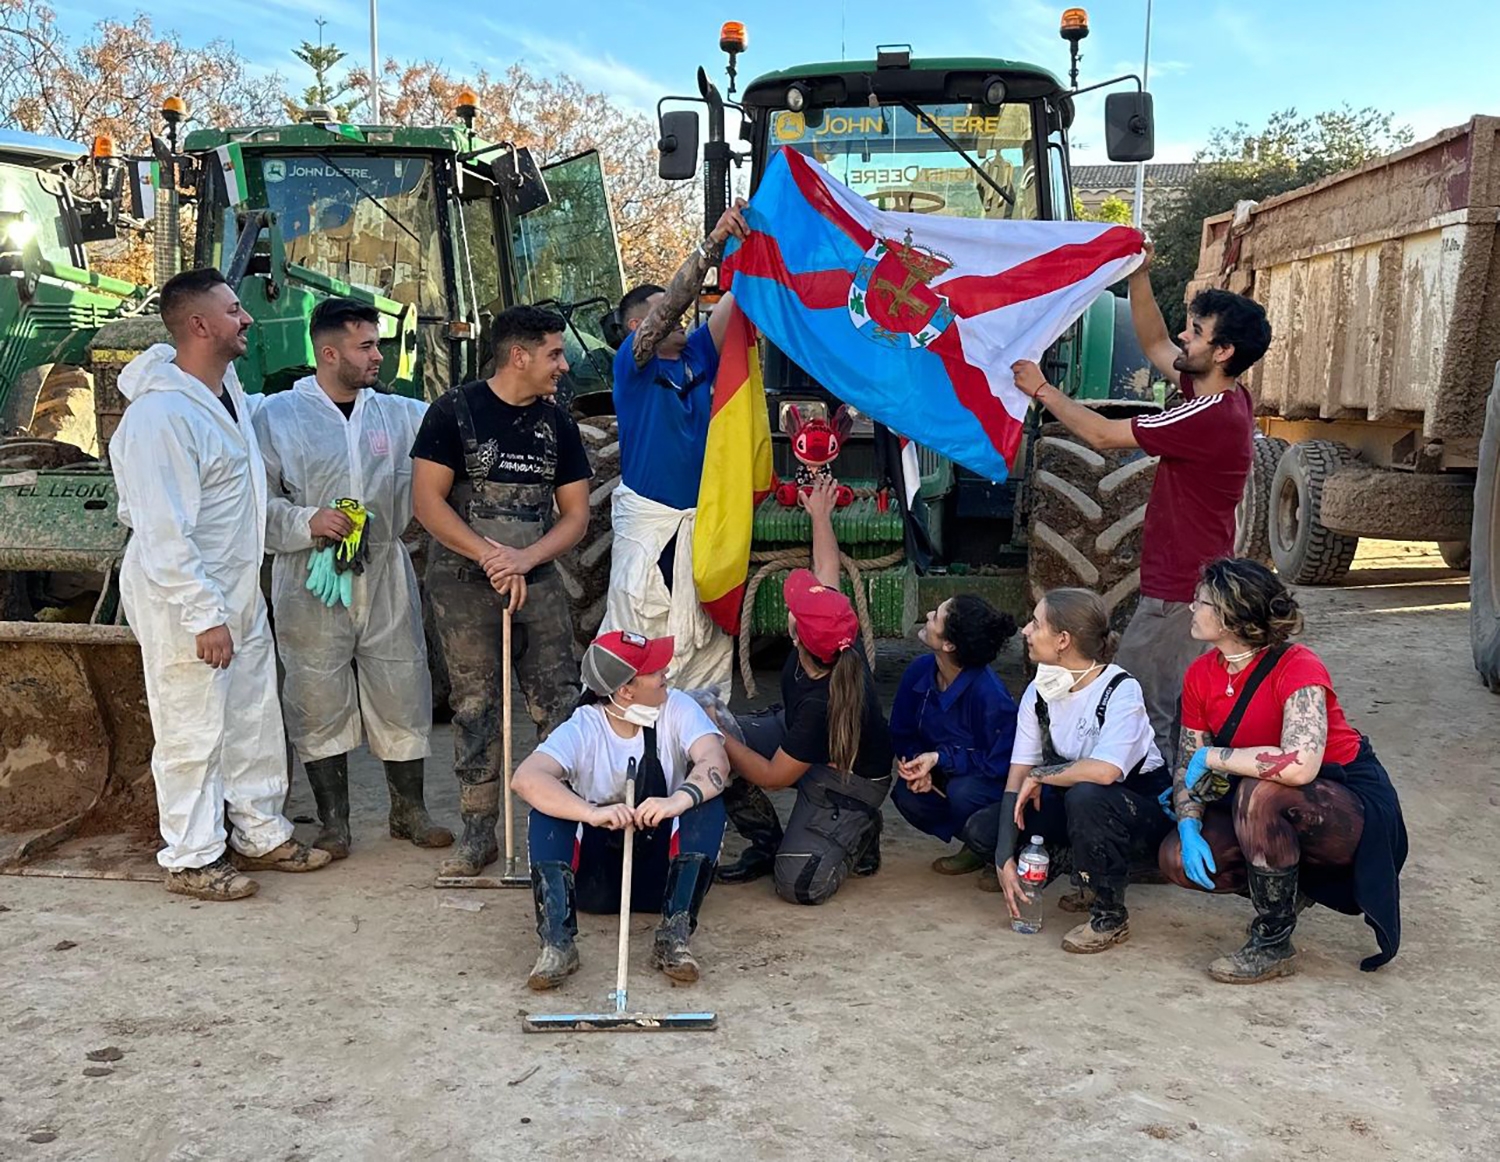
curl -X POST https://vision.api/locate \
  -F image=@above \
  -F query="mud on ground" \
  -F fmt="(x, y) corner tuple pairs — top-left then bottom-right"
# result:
(1, 541), (1495, 1160)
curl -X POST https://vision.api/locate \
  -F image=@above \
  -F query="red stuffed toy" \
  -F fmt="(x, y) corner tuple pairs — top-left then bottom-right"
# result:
(774, 404), (855, 508)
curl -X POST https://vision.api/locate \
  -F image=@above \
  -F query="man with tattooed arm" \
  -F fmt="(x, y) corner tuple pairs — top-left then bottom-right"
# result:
(1158, 558), (1408, 982)
(601, 202), (751, 694)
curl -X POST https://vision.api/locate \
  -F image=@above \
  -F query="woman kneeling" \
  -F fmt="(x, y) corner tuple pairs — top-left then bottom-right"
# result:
(1159, 559), (1407, 982)
(968, 588), (1171, 952)
(512, 631), (728, 991)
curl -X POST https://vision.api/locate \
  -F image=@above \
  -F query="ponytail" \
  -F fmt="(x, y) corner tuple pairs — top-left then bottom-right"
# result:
(826, 649), (865, 776)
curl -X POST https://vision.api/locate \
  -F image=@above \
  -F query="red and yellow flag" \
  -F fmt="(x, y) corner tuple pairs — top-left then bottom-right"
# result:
(694, 303), (773, 634)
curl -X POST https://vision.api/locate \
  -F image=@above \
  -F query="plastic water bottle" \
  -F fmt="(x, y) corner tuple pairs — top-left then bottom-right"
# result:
(1012, 836), (1050, 934)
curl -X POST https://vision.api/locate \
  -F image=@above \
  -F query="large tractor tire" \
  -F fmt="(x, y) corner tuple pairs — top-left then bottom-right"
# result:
(1471, 372), (1500, 692)
(558, 415), (620, 653)
(1268, 440), (1360, 585)
(1027, 423), (1157, 633)
(1235, 434), (1289, 566)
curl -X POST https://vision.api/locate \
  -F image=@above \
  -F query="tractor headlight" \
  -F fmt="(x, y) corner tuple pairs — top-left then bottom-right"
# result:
(0, 212), (36, 252)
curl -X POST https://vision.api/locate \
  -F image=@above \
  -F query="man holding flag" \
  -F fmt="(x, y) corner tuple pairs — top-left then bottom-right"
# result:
(601, 201), (755, 693)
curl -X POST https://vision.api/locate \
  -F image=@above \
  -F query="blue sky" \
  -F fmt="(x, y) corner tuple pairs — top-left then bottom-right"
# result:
(59, 0), (1499, 162)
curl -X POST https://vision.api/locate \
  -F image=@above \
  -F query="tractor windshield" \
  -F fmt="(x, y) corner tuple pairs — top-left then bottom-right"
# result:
(768, 102), (1043, 221)
(0, 163), (75, 266)
(255, 153), (445, 314)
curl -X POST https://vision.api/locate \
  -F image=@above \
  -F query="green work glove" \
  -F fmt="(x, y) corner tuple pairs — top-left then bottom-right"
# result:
(332, 498), (370, 573)
(305, 546), (340, 608)
(337, 567), (353, 609)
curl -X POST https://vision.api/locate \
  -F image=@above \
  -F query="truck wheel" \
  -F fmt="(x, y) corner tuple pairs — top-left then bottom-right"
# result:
(1269, 439), (1360, 585)
(1438, 541), (1471, 571)
(1472, 374), (1500, 692)
(1235, 435), (1289, 565)
(1027, 423), (1157, 633)
(558, 416), (620, 653)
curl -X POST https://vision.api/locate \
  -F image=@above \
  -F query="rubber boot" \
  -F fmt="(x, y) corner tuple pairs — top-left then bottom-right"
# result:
(1061, 877), (1130, 954)
(527, 861), (580, 991)
(716, 782), (783, 884)
(304, 754), (352, 860)
(931, 847), (984, 875)
(1210, 865), (1300, 983)
(384, 759), (454, 849)
(851, 812), (883, 877)
(650, 853), (715, 983)
(437, 774), (500, 878)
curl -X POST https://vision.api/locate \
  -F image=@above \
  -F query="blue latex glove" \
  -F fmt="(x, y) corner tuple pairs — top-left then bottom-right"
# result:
(1157, 785), (1177, 821)
(337, 567), (353, 609)
(305, 547), (340, 607)
(1177, 817), (1218, 890)
(1184, 746), (1211, 791)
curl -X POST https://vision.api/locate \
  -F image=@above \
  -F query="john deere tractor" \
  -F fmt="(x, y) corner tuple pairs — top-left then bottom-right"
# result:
(0, 97), (624, 868)
(652, 12), (1161, 655)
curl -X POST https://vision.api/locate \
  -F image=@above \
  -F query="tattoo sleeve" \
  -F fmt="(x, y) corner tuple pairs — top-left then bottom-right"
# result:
(1173, 726), (1210, 820)
(1264, 685), (1326, 780)
(632, 238), (723, 368)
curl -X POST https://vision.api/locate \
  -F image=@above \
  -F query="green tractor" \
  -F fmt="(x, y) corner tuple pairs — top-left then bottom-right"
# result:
(0, 97), (624, 868)
(0, 129), (147, 457)
(653, 15), (1161, 655)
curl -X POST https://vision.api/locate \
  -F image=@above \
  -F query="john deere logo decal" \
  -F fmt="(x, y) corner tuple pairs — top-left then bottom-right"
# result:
(849, 229), (955, 348)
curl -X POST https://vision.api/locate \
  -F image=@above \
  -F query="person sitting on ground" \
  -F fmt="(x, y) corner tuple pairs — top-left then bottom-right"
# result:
(890, 595), (1019, 885)
(1158, 558), (1407, 981)
(511, 631), (729, 991)
(964, 588), (1171, 953)
(713, 477), (895, 905)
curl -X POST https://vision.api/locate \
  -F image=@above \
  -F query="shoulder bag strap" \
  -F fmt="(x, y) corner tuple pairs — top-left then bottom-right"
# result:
(1092, 672), (1147, 779)
(1212, 644), (1291, 748)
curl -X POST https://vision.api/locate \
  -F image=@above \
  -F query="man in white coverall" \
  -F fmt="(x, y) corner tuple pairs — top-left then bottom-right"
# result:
(252, 297), (453, 859)
(111, 268), (332, 901)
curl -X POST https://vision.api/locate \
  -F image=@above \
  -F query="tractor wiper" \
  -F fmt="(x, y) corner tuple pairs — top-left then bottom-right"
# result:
(314, 152), (421, 245)
(895, 99), (1014, 208)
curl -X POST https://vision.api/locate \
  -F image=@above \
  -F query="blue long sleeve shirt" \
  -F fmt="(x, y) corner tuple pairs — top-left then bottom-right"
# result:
(888, 654), (1018, 782)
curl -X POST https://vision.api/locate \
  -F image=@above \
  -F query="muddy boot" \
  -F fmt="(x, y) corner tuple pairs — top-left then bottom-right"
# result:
(976, 864), (1000, 892)
(932, 847), (984, 875)
(304, 754), (351, 860)
(437, 774), (501, 878)
(716, 781), (783, 884)
(527, 861), (580, 991)
(166, 855), (259, 901)
(851, 812), (883, 877)
(230, 839), (333, 873)
(650, 853), (715, 983)
(1058, 873), (1096, 913)
(1061, 878), (1130, 954)
(384, 759), (454, 849)
(1210, 866), (1300, 984)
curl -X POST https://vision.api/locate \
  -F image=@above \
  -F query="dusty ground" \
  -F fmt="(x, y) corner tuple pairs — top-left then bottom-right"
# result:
(2, 540), (1495, 1161)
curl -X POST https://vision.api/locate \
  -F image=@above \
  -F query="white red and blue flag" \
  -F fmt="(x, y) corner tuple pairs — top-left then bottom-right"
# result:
(723, 147), (1145, 481)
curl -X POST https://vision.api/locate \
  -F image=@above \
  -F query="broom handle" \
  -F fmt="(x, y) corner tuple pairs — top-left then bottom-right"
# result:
(615, 769), (637, 1012)
(502, 600), (514, 866)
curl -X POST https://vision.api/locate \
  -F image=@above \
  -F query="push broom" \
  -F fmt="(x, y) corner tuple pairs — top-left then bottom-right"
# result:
(435, 601), (528, 889)
(523, 768), (717, 1033)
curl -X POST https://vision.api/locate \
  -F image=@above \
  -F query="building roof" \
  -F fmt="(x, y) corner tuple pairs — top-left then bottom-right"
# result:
(1071, 163), (1202, 189)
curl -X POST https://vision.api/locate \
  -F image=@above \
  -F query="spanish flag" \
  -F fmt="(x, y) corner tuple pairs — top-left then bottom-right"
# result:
(694, 303), (773, 634)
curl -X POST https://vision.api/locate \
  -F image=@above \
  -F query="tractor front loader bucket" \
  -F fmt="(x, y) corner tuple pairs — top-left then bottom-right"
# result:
(0, 621), (153, 868)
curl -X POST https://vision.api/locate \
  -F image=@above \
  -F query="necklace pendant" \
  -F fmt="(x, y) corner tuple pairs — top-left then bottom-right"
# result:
(1225, 680), (1235, 696)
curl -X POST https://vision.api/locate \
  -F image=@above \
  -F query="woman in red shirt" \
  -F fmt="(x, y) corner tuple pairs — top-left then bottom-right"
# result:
(1159, 559), (1407, 982)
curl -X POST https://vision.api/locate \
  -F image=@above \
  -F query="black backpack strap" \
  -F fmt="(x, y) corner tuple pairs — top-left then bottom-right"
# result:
(1094, 671), (1148, 780)
(1032, 692), (1066, 767)
(635, 725), (670, 836)
(1212, 644), (1291, 748)
(451, 382), (487, 486)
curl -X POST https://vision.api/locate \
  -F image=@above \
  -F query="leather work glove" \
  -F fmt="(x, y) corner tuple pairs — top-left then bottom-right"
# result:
(332, 498), (370, 574)
(1177, 818), (1218, 891)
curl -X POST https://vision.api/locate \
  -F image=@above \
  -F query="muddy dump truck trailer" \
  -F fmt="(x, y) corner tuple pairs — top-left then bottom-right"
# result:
(1191, 115), (1500, 690)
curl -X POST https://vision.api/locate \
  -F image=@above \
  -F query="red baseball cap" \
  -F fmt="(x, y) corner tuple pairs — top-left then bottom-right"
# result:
(582, 631), (675, 695)
(783, 569), (858, 664)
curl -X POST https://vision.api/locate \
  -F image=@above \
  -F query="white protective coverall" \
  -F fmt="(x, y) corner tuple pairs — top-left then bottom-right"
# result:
(252, 376), (430, 763)
(112, 345), (294, 870)
(601, 484), (732, 693)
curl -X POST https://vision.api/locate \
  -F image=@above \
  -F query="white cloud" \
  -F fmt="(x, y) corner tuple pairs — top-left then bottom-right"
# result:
(485, 26), (673, 116)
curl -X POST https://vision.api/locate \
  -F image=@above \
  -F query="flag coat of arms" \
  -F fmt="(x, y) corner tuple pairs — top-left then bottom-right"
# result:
(723, 147), (1145, 481)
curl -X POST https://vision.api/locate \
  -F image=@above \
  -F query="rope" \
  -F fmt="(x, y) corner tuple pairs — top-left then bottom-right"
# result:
(736, 545), (906, 697)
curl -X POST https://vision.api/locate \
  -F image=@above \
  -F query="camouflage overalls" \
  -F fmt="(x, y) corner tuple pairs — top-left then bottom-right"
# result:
(425, 383), (580, 871)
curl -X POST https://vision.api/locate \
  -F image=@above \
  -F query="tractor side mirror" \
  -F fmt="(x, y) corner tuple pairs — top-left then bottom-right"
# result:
(657, 110), (700, 181)
(494, 146), (551, 216)
(1104, 91), (1155, 163)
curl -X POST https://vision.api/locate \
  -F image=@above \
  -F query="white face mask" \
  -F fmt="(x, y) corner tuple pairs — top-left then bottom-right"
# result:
(606, 695), (661, 728)
(1033, 661), (1103, 702)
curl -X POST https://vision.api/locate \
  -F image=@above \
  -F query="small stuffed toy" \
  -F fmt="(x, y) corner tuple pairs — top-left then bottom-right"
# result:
(774, 404), (855, 507)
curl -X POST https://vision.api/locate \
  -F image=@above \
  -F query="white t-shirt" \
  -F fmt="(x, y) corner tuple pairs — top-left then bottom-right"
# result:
(535, 690), (721, 805)
(1011, 664), (1162, 781)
